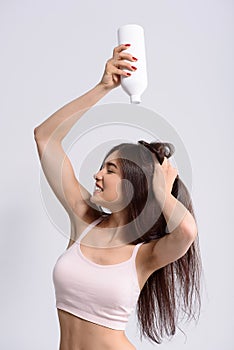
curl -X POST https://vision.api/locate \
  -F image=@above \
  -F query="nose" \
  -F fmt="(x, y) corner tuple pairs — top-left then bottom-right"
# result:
(93, 171), (103, 180)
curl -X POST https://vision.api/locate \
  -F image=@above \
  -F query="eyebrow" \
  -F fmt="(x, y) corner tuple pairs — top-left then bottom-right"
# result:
(103, 161), (118, 169)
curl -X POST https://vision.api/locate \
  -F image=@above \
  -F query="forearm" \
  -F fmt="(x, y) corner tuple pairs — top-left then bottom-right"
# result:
(34, 83), (110, 142)
(158, 193), (197, 237)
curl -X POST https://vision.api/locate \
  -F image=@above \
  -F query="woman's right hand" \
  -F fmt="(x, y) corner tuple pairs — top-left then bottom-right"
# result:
(98, 44), (138, 90)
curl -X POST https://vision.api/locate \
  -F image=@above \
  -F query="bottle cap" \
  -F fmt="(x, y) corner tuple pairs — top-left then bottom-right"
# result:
(130, 94), (141, 104)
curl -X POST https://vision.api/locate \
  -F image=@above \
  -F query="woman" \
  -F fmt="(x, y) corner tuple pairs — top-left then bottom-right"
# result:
(34, 44), (201, 350)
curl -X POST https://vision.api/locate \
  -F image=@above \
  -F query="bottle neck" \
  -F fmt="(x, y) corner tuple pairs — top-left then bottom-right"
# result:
(130, 94), (141, 104)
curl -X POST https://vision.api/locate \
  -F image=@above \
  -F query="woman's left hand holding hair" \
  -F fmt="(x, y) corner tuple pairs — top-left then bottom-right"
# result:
(152, 156), (178, 207)
(152, 156), (197, 236)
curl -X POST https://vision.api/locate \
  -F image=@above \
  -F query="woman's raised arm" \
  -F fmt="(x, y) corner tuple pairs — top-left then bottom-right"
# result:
(34, 44), (137, 218)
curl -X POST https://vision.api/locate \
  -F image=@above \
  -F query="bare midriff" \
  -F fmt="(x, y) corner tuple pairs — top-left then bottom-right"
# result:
(57, 309), (137, 350)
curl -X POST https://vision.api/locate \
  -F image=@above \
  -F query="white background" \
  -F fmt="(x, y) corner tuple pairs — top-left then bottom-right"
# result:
(0, 1), (233, 349)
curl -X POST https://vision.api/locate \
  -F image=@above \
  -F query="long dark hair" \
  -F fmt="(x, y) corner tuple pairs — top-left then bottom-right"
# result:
(100, 141), (202, 344)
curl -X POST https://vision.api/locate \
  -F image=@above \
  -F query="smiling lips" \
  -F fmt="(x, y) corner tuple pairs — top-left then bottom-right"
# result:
(95, 183), (103, 192)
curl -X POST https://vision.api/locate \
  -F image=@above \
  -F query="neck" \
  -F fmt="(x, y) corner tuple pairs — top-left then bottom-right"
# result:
(99, 210), (137, 246)
(104, 211), (128, 227)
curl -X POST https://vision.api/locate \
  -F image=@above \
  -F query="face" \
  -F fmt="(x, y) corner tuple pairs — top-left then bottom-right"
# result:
(90, 151), (126, 212)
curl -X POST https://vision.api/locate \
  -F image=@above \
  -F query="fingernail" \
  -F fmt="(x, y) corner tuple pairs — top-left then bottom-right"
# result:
(132, 57), (138, 61)
(131, 66), (137, 70)
(126, 73), (131, 76)
(124, 44), (131, 47)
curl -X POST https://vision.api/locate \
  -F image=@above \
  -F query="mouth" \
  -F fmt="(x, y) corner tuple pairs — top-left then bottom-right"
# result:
(94, 183), (103, 193)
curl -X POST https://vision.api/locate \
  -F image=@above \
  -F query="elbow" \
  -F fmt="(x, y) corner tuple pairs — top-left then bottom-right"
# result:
(180, 220), (198, 244)
(34, 127), (39, 141)
(34, 126), (48, 143)
(173, 223), (198, 259)
(34, 126), (42, 142)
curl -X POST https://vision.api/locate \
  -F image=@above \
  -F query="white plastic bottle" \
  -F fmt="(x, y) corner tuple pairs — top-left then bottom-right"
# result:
(117, 24), (148, 104)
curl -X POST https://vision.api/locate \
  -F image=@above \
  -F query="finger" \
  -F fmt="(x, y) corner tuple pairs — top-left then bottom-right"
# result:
(108, 58), (134, 75)
(118, 52), (138, 62)
(169, 164), (178, 178)
(113, 44), (131, 58)
(106, 60), (131, 77)
(114, 60), (137, 72)
(161, 157), (168, 165)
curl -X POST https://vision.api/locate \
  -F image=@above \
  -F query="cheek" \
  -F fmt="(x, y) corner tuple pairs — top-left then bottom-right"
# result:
(115, 181), (123, 195)
(105, 179), (123, 200)
(115, 179), (134, 202)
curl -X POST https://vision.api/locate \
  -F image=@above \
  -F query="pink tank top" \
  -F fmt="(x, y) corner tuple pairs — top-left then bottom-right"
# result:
(52, 215), (144, 330)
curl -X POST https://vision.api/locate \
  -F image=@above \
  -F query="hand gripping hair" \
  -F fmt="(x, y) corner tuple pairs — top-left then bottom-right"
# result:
(138, 140), (175, 165)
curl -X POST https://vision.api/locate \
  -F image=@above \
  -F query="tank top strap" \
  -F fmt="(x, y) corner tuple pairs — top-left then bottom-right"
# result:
(131, 242), (144, 260)
(77, 215), (107, 243)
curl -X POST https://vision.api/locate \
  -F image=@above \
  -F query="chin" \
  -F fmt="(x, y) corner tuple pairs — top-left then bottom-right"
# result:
(90, 194), (104, 207)
(90, 193), (125, 212)
(90, 195), (97, 204)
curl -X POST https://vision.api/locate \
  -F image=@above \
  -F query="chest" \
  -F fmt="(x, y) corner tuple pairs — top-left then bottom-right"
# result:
(56, 241), (152, 292)
(53, 244), (140, 308)
(79, 243), (134, 265)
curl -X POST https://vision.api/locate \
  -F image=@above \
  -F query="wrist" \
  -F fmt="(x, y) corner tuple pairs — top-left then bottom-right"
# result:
(96, 81), (113, 93)
(154, 190), (172, 207)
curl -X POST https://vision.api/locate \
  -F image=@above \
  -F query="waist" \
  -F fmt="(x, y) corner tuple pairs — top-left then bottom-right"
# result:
(57, 309), (136, 350)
